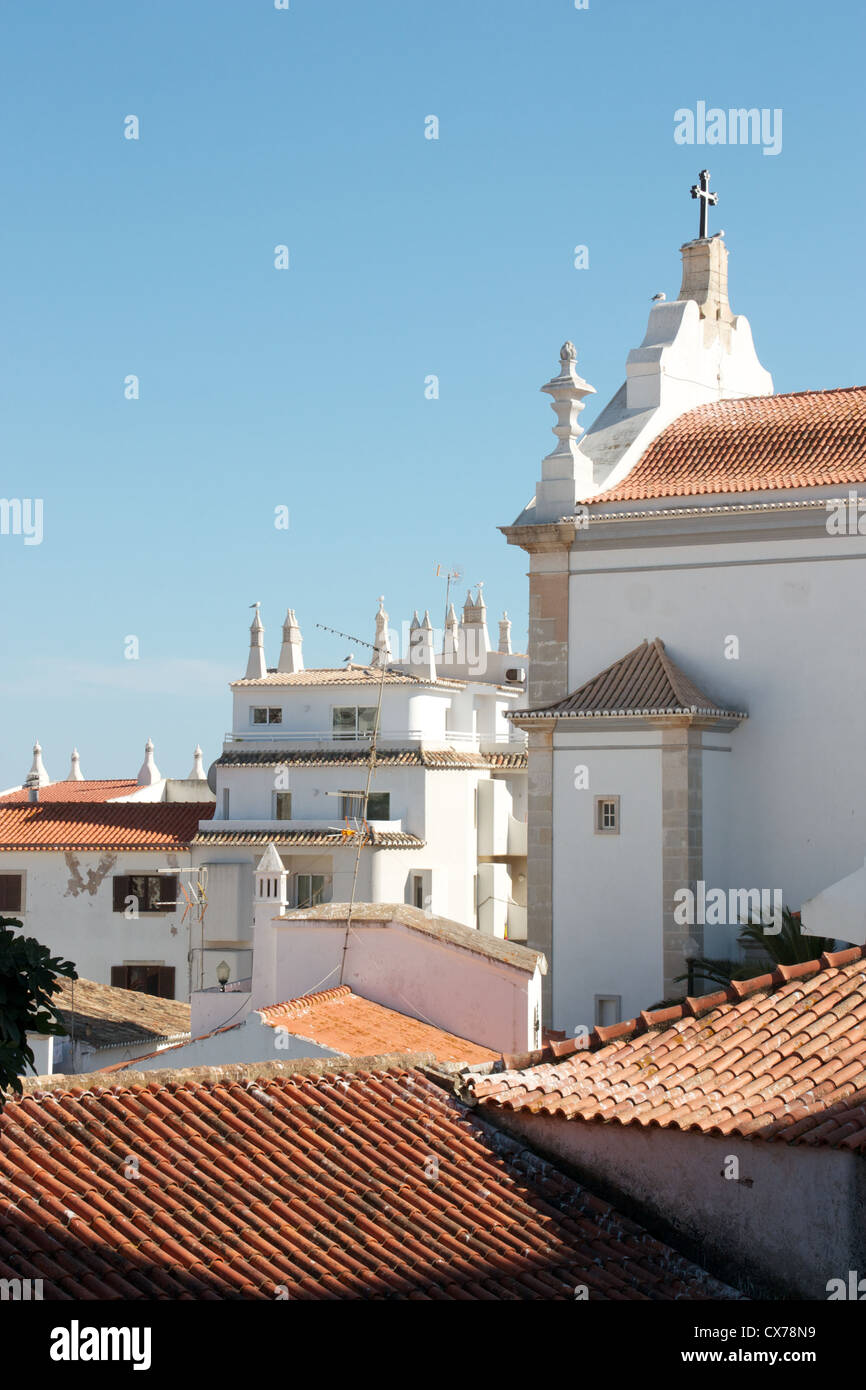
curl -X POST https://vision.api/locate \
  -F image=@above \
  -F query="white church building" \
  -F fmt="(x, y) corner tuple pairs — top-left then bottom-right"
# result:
(504, 176), (866, 1033)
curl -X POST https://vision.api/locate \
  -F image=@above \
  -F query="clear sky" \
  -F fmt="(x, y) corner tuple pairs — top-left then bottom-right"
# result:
(1, 0), (863, 790)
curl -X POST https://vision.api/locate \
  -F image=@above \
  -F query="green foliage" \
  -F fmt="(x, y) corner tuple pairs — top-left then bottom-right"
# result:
(674, 907), (837, 991)
(0, 916), (77, 1103)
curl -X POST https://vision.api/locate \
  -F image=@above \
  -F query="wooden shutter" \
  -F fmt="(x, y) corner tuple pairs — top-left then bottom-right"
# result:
(111, 966), (129, 988)
(112, 876), (130, 912)
(157, 966), (176, 999)
(159, 875), (178, 911)
(0, 875), (23, 912)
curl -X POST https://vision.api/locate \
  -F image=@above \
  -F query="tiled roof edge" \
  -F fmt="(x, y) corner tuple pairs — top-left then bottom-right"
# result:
(499, 947), (866, 1067)
(10, 1051), (441, 1099)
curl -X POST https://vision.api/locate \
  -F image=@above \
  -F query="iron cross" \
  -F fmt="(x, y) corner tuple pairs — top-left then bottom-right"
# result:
(690, 169), (718, 239)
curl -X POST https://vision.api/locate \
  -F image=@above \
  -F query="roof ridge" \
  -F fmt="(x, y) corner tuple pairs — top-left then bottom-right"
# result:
(12, 1052), (440, 1100)
(500, 945), (866, 1068)
(259, 985), (352, 1020)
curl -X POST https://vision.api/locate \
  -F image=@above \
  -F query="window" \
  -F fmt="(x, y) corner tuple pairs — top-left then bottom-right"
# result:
(332, 706), (377, 740)
(595, 995), (622, 1027)
(296, 874), (329, 909)
(273, 792), (292, 821)
(366, 792), (390, 821)
(222, 788), (230, 819)
(111, 964), (176, 999)
(252, 706), (282, 725)
(0, 873), (24, 913)
(339, 791), (390, 821)
(112, 875), (177, 914)
(594, 796), (620, 835)
(413, 875), (424, 909)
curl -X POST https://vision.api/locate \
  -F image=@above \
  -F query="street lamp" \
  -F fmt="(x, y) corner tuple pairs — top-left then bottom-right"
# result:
(216, 960), (231, 993)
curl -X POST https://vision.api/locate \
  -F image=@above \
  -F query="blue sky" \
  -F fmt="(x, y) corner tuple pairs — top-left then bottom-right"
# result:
(0, 0), (863, 789)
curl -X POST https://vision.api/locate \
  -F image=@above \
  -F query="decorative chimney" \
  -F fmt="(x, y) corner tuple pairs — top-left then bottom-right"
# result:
(26, 741), (50, 788)
(442, 603), (459, 665)
(67, 748), (85, 781)
(137, 739), (161, 787)
(371, 596), (392, 667)
(245, 603), (267, 680)
(461, 586), (491, 670)
(498, 611), (512, 655)
(409, 610), (436, 682)
(188, 745), (207, 780)
(277, 609), (304, 674)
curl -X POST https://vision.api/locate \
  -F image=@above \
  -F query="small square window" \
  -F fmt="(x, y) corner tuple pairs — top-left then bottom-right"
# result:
(252, 707), (268, 725)
(268, 707), (282, 724)
(595, 995), (622, 1027)
(595, 796), (620, 835)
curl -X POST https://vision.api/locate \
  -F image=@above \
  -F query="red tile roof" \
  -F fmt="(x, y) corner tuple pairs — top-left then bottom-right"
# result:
(0, 780), (138, 804)
(217, 749), (527, 771)
(232, 666), (466, 691)
(0, 1063), (738, 1299)
(470, 948), (866, 1151)
(192, 828), (422, 848)
(587, 387), (866, 504)
(515, 638), (745, 721)
(0, 802), (214, 851)
(258, 986), (499, 1065)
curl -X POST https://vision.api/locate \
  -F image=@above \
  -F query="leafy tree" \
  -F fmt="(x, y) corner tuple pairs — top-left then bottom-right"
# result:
(0, 916), (77, 1104)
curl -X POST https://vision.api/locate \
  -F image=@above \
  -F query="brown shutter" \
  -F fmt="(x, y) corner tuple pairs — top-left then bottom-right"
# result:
(157, 966), (176, 1000)
(111, 966), (128, 988)
(0, 875), (23, 912)
(112, 876), (129, 912)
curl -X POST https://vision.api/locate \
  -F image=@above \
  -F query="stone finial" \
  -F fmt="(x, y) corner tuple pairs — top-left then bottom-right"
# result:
(68, 748), (85, 781)
(498, 611), (512, 655)
(27, 740), (51, 788)
(541, 343), (596, 457)
(188, 745), (207, 780)
(277, 608), (304, 674)
(137, 738), (161, 787)
(245, 602), (267, 680)
(371, 596), (392, 668)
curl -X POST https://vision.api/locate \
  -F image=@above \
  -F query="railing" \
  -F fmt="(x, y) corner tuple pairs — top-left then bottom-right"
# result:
(224, 728), (527, 748)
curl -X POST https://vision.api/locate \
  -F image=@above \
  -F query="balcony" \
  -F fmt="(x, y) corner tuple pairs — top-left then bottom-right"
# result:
(224, 728), (527, 751)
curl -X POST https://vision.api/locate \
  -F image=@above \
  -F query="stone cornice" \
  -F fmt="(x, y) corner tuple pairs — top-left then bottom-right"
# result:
(499, 520), (576, 553)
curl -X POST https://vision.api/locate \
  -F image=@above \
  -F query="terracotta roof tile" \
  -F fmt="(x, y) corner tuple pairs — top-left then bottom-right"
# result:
(472, 949), (866, 1150)
(0, 780), (138, 804)
(191, 828), (422, 848)
(0, 1065), (738, 1299)
(216, 749), (527, 771)
(586, 386), (866, 504)
(515, 638), (745, 721)
(231, 666), (466, 690)
(257, 986), (498, 1065)
(0, 802), (214, 851)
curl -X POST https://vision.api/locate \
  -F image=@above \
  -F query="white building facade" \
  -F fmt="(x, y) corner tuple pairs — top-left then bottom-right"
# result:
(190, 593), (529, 992)
(504, 205), (866, 1033)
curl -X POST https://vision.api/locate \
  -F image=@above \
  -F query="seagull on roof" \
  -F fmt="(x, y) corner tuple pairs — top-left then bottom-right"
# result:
(651, 291), (666, 302)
